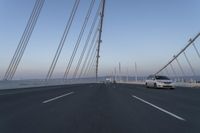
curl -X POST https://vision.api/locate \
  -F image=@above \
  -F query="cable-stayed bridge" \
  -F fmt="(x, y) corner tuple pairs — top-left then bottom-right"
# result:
(1, 0), (200, 87)
(0, 0), (200, 133)
(2, 0), (105, 82)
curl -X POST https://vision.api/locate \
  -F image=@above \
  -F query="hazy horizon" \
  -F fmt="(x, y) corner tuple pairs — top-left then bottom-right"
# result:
(1, 0), (200, 80)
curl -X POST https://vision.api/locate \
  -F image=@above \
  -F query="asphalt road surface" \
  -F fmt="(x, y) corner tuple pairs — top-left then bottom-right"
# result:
(0, 83), (200, 133)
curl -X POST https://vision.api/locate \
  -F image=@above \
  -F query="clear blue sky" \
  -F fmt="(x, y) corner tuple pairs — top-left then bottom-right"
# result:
(0, 0), (200, 79)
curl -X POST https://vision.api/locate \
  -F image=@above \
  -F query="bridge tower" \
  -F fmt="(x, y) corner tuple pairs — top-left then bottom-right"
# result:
(96, 0), (105, 82)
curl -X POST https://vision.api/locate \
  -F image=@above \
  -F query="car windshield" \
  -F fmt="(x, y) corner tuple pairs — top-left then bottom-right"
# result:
(155, 76), (170, 80)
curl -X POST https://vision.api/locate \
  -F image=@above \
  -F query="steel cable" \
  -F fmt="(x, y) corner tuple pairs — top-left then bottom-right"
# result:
(9, 0), (45, 80)
(63, 0), (96, 80)
(183, 51), (196, 76)
(72, 1), (102, 79)
(4, 0), (45, 80)
(78, 23), (100, 78)
(83, 39), (98, 77)
(46, 0), (80, 80)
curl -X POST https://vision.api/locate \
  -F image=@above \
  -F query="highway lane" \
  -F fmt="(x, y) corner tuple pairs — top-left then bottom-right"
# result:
(0, 83), (200, 133)
(120, 84), (200, 123)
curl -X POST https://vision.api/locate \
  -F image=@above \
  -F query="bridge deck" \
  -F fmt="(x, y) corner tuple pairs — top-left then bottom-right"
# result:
(0, 83), (200, 133)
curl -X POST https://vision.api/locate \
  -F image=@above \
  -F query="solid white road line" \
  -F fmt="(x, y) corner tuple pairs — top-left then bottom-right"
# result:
(43, 91), (74, 104)
(132, 95), (186, 121)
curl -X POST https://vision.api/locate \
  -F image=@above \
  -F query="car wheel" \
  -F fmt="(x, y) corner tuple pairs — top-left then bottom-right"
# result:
(154, 83), (157, 89)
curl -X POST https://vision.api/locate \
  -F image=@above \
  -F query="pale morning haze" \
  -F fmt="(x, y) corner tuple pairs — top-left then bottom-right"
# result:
(0, 0), (200, 79)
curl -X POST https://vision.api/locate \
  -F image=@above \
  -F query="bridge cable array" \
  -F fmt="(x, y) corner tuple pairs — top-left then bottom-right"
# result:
(81, 26), (100, 78)
(45, 0), (80, 81)
(3, 0), (45, 80)
(78, 24), (99, 79)
(3, 0), (105, 81)
(86, 47), (98, 76)
(63, 0), (96, 80)
(72, 1), (103, 79)
(155, 33), (200, 81)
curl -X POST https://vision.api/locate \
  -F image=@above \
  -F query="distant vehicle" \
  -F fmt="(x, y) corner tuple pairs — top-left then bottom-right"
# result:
(105, 78), (112, 83)
(145, 75), (174, 89)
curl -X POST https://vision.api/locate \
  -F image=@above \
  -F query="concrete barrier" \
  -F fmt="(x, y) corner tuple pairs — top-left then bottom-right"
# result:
(1, 80), (200, 90)
(0, 79), (96, 90)
(120, 81), (200, 88)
